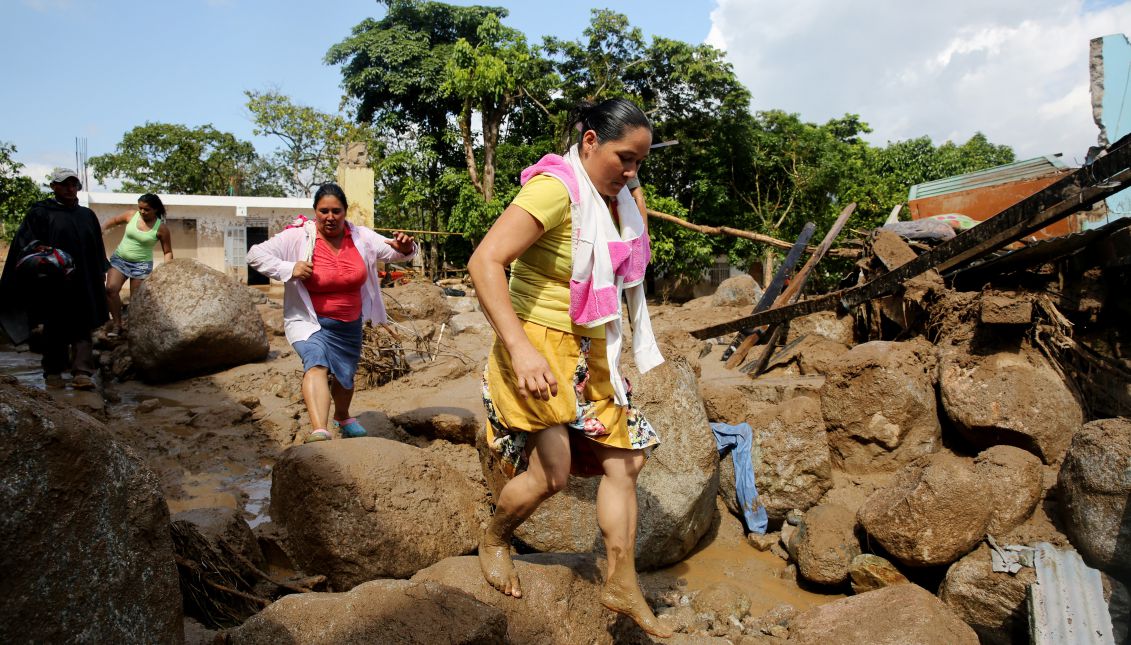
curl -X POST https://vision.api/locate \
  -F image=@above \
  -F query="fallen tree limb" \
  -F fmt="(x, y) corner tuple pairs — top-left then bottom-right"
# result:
(647, 208), (857, 257)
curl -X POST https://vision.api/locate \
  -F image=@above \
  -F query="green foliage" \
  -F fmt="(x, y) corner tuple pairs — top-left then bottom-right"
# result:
(90, 122), (283, 196)
(0, 142), (46, 241)
(646, 193), (714, 280)
(245, 90), (376, 197)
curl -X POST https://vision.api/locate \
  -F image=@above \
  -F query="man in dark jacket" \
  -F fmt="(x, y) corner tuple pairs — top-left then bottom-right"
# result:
(0, 168), (108, 389)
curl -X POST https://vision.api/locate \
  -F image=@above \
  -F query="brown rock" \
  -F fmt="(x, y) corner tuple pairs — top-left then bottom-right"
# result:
(257, 302), (285, 337)
(412, 553), (663, 644)
(129, 259), (269, 381)
(692, 581), (752, 618)
(0, 378), (183, 643)
(786, 311), (855, 346)
(478, 356), (717, 570)
(939, 544), (1036, 645)
(392, 406), (479, 444)
(821, 339), (941, 473)
(975, 445), (1043, 535)
(939, 342), (1082, 464)
(1058, 418), (1131, 577)
(794, 504), (861, 586)
(979, 292), (1033, 325)
(787, 583), (979, 644)
(858, 453), (993, 567)
(271, 438), (483, 588)
(172, 506), (265, 571)
(382, 280), (452, 323)
(227, 579), (506, 644)
(848, 554), (908, 594)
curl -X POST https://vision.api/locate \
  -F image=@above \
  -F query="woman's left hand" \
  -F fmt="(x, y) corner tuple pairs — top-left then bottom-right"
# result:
(387, 232), (415, 255)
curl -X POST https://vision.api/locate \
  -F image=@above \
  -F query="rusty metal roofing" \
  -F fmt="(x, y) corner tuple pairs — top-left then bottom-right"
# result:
(908, 155), (1073, 201)
(1029, 542), (1116, 645)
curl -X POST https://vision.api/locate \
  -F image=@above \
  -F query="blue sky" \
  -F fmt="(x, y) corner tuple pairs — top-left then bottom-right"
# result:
(1, 0), (713, 185)
(3, 0), (1128, 189)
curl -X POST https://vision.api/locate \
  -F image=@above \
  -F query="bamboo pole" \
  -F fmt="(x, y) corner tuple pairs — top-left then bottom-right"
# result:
(646, 208), (857, 257)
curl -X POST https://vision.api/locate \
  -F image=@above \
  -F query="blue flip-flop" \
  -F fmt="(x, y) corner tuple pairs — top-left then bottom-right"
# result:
(334, 418), (368, 438)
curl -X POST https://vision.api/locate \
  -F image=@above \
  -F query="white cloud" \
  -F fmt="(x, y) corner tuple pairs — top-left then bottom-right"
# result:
(707, 0), (1131, 161)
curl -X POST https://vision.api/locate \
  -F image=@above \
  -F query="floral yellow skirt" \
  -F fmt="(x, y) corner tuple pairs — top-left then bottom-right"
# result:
(482, 320), (660, 478)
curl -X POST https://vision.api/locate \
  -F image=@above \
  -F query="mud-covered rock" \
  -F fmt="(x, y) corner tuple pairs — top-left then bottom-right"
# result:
(129, 259), (268, 381)
(939, 342), (1082, 464)
(848, 553), (908, 594)
(858, 453), (992, 567)
(449, 310), (491, 336)
(227, 579), (506, 644)
(383, 280), (452, 323)
(711, 274), (763, 307)
(786, 311), (855, 346)
(794, 504), (860, 586)
(392, 406), (479, 445)
(477, 355), (717, 570)
(821, 339), (941, 473)
(691, 580), (752, 618)
(718, 396), (831, 522)
(413, 553), (661, 644)
(172, 507), (264, 572)
(272, 438), (483, 588)
(939, 544), (1035, 645)
(0, 378), (183, 643)
(974, 445), (1043, 535)
(1058, 418), (1131, 577)
(787, 583), (978, 644)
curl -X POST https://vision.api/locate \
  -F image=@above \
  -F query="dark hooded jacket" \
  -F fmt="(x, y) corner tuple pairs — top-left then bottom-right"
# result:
(0, 198), (109, 344)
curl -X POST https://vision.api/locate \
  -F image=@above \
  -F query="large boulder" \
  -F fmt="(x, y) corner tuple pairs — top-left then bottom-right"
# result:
(392, 406), (479, 445)
(271, 438), (484, 589)
(711, 273), (763, 307)
(974, 445), (1044, 535)
(382, 280), (453, 323)
(413, 553), (657, 644)
(786, 311), (855, 346)
(477, 356), (718, 570)
(939, 342), (1082, 464)
(939, 544), (1036, 645)
(857, 453), (992, 567)
(129, 259), (268, 381)
(227, 579), (506, 644)
(718, 396), (832, 522)
(793, 504), (861, 586)
(821, 340), (941, 473)
(0, 378), (183, 643)
(1058, 418), (1131, 577)
(787, 583), (979, 644)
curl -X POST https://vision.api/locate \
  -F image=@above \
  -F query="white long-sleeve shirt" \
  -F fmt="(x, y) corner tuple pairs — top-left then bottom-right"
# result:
(246, 223), (416, 345)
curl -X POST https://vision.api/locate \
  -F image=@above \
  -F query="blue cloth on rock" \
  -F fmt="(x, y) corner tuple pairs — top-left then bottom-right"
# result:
(710, 421), (769, 534)
(292, 316), (363, 389)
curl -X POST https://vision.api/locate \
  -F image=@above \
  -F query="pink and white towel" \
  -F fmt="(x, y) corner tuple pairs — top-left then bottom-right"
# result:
(520, 145), (664, 405)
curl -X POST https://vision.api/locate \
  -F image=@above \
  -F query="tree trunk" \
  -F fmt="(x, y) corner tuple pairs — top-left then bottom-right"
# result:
(481, 104), (503, 203)
(458, 101), (483, 195)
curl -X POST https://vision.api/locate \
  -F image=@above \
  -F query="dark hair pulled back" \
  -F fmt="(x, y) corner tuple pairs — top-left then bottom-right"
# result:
(571, 98), (651, 145)
(313, 183), (349, 211)
(138, 193), (166, 220)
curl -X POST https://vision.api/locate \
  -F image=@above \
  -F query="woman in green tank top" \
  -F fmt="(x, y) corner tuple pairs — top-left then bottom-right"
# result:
(101, 193), (173, 335)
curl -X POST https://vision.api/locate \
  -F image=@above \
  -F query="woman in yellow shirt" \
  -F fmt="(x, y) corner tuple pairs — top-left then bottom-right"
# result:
(469, 98), (670, 638)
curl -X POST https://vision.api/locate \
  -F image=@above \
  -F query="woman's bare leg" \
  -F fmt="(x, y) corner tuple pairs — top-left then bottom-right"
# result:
(594, 443), (672, 638)
(105, 268), (127, 332)
(480, 424), (571, 598)
(301, 366), (332, 431)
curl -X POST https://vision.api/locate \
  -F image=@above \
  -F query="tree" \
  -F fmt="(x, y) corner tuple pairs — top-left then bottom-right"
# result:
(245, 90), (376, 197)
(90, 122), (283, 196)
(0, 142), (45, 241)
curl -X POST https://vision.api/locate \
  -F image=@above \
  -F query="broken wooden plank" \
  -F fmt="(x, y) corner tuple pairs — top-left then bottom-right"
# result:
(728, 203), (857, 370)
(721, 222), (816, 366)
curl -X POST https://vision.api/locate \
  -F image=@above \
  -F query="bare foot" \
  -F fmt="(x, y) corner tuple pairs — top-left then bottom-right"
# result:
(479, 542), (522, 598)
(601, 561), (672, 638)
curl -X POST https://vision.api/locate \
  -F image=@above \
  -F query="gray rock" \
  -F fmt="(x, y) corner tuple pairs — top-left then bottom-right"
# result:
(477, 355), (718, 570)
(939, 544), (1035, 645)
(787, 583), (979, 644)
(129, 259), (268, 381)
(711, 274), (763, 307)
(0, 378), (183, 643)
(939, 342), (1082, 464)
(271, 438), (484, 588)
(1058, 418), (1131, 577)
(228, 579), (506, 644)
(858, 453), (993, 567)
(449, 311), (492, 336)
(821, 339), (941, 473)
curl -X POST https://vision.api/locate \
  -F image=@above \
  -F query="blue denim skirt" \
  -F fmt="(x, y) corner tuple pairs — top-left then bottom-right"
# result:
(293, 316), (363, 389)
(109, 252), (154, 279)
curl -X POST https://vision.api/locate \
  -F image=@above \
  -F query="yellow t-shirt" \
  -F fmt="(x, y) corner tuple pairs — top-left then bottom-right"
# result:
(509, 174), (605, 339)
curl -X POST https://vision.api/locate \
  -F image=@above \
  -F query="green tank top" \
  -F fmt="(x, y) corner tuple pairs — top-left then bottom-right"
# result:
(115, 211), (161, 262)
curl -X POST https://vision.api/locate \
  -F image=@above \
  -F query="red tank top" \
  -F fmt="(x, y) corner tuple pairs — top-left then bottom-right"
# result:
(305, 234), (366, 321)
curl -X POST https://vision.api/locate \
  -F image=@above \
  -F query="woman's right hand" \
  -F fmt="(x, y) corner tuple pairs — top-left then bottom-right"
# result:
(509, 343), (558, 401)
(291, 260), (313, 280)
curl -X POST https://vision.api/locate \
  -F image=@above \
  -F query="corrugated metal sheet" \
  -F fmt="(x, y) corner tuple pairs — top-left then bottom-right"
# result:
(1029, 542), (1116, 645)
(908, 155), (1072, 200)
